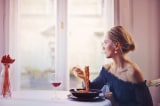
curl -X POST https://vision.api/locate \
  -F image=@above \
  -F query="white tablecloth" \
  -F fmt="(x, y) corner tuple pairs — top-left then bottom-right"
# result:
(0, 90), (112, 106)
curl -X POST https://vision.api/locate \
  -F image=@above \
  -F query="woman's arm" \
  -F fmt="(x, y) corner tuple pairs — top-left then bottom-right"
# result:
(72, 66), (108, 90)
(89, 67), (108, 89)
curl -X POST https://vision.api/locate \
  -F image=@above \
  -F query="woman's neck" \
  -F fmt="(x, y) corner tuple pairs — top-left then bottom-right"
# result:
(112, 55), (128, 71)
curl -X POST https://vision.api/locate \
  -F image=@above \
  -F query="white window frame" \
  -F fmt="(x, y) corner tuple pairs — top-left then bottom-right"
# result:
(55, 0), (69, 90)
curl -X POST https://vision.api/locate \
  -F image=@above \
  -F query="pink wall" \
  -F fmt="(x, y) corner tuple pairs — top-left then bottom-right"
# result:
(116, 0), (160, 105)
(132, 1), (160, 105)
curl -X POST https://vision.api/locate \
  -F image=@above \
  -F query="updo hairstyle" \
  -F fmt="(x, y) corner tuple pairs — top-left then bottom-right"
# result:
(108, 26), (135, 54)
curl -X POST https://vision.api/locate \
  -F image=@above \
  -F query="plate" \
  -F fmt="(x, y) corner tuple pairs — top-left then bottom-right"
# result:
(67, 94), (105, 102)
(69, 89), (101, 98)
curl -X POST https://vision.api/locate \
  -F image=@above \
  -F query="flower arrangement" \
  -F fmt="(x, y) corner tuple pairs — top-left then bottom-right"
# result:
(1, 54), (15, 98)
(1, 55), (15, 64)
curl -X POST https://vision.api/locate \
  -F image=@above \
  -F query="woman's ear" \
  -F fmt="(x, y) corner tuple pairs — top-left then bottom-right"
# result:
(114, 42), (121, 50)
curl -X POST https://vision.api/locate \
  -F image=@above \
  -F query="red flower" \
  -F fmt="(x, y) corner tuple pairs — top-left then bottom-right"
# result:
(1, 55), (15, 64)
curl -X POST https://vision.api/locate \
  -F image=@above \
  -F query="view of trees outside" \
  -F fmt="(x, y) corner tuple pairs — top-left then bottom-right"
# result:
(18, 0), (105, 90)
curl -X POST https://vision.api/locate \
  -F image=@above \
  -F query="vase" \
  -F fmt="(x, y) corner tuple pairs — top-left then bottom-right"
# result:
(0, 64), (12, 98)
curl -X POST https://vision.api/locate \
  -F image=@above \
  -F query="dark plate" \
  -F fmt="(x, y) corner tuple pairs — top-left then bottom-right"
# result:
(69, 88), (101, 98)
(68, 94), (105, 102)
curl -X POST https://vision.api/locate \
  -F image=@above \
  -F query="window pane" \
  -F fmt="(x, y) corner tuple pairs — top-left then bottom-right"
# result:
(68, 0), (105, 88)
(19, 0), (56, 90)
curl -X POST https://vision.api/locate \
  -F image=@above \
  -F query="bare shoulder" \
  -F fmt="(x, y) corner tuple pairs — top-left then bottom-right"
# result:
(103, 63), (113, 71)
(126, 62), (144, 83)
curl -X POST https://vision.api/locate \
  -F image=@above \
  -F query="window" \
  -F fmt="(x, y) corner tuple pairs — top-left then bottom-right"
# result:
(18, 0), (56, 90)
(9, 0), (114, 90)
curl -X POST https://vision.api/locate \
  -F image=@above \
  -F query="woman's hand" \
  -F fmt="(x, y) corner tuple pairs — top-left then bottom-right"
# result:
(105, 92), (113, 99)
(72, 67), (85, 80)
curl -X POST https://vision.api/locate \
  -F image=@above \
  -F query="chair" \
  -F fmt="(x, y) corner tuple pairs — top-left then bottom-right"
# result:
(146, 78), (160, 87)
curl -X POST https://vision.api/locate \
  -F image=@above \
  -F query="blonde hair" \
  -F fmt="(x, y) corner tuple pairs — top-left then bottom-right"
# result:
(108, 26), (135, 54)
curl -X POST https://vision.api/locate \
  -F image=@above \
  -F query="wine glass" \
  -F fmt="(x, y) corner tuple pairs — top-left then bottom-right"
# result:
(50, 73), (62, 99)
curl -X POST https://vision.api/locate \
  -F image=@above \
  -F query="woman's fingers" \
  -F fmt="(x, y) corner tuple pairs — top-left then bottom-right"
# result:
(72, 67), (85, 79)
(76, 69), (85, 79)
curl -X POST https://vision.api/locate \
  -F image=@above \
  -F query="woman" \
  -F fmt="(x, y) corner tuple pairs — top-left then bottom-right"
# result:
(72, 26), (153, 106)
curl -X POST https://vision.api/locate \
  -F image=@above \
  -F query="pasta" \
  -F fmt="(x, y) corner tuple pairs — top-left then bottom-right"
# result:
(84, 66), (89, 92)
(76, 66), (90, 93)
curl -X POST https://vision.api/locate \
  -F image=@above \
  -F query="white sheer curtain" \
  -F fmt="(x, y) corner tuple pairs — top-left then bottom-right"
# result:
(0, 0), (20, 90)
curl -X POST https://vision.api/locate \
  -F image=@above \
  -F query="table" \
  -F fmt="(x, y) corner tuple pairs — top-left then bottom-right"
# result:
(0, 90), (112, 106)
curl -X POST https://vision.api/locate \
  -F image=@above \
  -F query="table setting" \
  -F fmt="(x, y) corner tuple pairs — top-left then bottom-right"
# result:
(0, 56), (111, 106)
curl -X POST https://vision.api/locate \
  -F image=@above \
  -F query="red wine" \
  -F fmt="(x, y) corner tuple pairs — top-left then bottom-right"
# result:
(51, 82), (61, 87)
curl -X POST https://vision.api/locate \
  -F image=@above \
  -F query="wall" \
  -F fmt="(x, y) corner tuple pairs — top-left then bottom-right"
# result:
(115, 0), (160, 105)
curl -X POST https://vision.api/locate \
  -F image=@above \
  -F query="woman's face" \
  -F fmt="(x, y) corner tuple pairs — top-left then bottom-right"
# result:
(102, 35), (115, 58)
